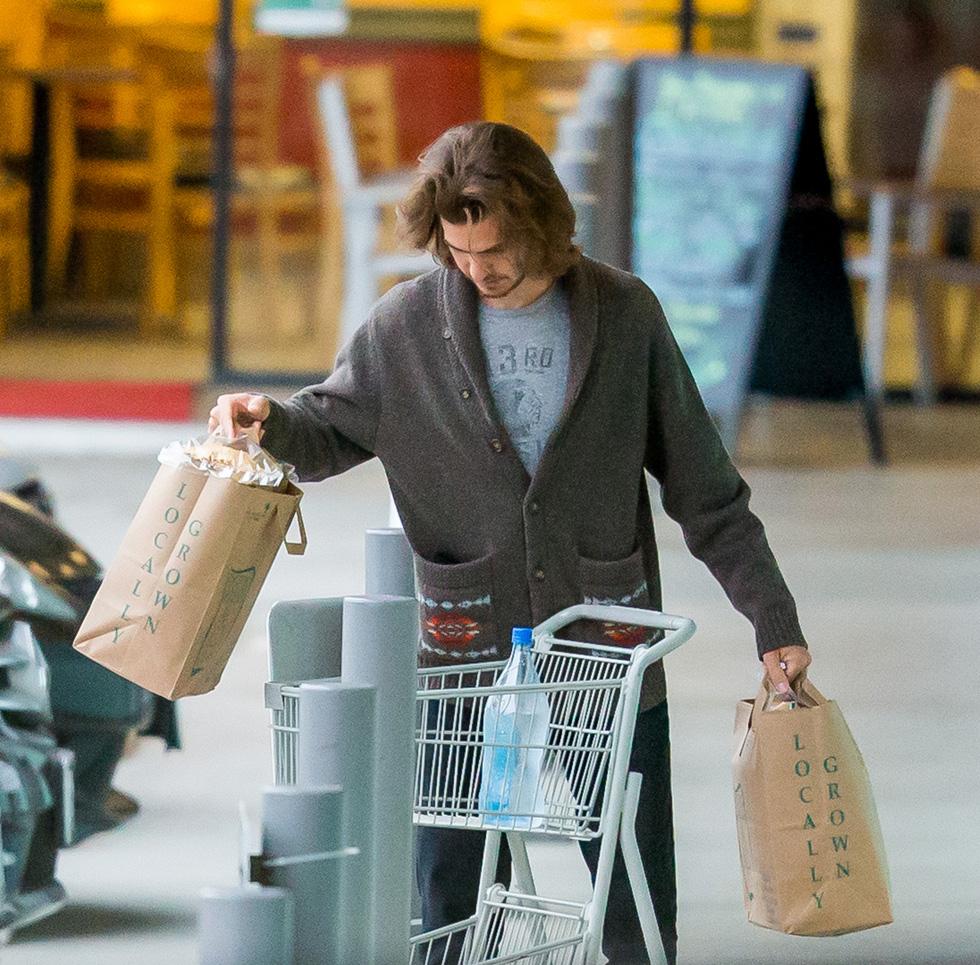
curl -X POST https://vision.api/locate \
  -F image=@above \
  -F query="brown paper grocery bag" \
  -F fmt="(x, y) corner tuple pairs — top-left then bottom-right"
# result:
(732, 679), (892, 936)
(73, 463), (306, 700)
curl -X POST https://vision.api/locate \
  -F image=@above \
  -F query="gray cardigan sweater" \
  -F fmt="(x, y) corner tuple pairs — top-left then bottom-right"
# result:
(262, 257), (807, 708)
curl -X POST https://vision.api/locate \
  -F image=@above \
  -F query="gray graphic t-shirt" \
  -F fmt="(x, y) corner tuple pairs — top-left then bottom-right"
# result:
(478, 283), (570, 475)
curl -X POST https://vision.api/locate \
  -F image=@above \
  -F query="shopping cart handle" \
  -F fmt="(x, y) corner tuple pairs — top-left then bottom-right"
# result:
(533, 604), (695, 640)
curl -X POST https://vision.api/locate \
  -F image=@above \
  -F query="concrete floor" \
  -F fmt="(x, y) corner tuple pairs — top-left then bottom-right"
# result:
(1, 400), (979, 964)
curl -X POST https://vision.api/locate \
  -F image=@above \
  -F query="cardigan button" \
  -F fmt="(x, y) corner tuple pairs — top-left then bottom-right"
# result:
(460, 388), (471, 400)
(490, 438), (503, 453)
(533, 567), (546, 581)
(442, 329), (452, 339)
(528, 500), (540, 514)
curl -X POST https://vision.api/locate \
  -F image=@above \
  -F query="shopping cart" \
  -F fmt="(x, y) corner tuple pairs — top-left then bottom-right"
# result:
(266, 681), (301, 786)
(409, 604), (696, 965)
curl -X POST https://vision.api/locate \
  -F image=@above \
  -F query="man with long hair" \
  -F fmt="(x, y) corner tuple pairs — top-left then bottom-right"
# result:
(211, 121), (810, 963)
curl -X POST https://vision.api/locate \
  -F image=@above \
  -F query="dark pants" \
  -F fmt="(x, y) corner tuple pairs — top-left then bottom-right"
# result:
(415, 700), (677, 964)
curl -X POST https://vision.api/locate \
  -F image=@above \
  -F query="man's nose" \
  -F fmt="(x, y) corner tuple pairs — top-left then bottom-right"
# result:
(471, 254), (495, 273)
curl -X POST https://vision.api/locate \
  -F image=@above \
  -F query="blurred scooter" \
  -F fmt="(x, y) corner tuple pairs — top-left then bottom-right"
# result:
(0, 482), (178, 843)
(0, 546), (75, 932)
(0, 453), (181, 936)
(0, 450), (55, 517)
(0, 449), (180, 808)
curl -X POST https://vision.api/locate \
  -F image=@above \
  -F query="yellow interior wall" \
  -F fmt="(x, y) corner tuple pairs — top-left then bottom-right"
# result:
(50, 0), (753, 22)
(2, 1), (756, 35)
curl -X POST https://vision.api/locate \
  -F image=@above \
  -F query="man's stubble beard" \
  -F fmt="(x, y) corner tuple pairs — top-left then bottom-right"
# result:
(478, 271), (526, 301)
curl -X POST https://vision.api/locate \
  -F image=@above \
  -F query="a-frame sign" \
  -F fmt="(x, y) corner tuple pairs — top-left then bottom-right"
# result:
(631, 57), (883, 461)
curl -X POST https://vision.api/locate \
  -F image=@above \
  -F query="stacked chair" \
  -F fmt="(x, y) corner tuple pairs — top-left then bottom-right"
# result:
(306, 61), (434, 353)
(550, 60), (632, 270)
(845, 66), (980, 400)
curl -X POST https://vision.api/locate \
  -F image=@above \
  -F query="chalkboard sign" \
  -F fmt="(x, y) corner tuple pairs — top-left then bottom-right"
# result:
(631, 58), (869, 452)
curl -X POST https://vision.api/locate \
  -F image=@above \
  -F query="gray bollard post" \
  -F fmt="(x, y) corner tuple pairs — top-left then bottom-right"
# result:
(266, 598), (346, 786)
(199, 885), (294, 965)
(261, 785), (346, 965)
(364, 528), (425, 928)
(364, 528), (422, 920)
(296, 681), (376, 965)
(387, 492), (402, 529)
(268, 597), (345, 683)
(364, 528), (415, 597)
(341, 595), (418, 965)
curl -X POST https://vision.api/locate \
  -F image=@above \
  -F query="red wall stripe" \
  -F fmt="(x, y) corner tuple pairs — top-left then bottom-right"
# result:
(0, 381), (195, 421)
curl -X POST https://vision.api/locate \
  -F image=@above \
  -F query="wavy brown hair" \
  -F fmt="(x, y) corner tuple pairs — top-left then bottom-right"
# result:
(397, 122), (580, 278)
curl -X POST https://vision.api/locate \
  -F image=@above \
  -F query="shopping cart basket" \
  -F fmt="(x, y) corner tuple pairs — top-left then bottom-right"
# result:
(266, 681), (302, 786)
(410, 604), (696, 965)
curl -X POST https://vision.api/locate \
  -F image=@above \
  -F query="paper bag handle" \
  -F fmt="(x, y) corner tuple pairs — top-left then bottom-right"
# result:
(796, 676), (827, 706)
(753, 675), (826, 715)
(284, 504), (307, 556)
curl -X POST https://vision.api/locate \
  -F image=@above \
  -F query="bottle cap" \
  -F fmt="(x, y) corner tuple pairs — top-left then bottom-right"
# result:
(511, 626), (533, 647)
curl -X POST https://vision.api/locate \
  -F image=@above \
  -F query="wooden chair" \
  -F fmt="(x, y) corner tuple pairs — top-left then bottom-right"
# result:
(0, 176), (31, 339)
(308, 62), (433, 349)
(45, 39), (178, 327)
(480, 31), (592, 153)
(0, 44), (30, 337)
(166, 35), (321, 339)
(43, 7), (143, 135)
(846, 67), (980, 400)
(45, 28), (319, 335)
(41, 14), (176, 321)
(0, 1), (47, 157)
(481, 20), (703, 153)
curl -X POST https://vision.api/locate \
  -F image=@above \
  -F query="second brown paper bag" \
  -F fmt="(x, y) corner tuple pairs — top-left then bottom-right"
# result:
(74, 462), (305, 700)
(732, 678), (892, 936)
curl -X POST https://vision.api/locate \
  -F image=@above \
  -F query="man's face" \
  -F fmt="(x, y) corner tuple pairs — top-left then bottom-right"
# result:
(440, 213), (527, 304)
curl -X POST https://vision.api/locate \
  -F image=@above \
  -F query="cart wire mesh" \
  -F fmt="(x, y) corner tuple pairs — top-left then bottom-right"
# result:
(269, 684), (300, 785)
(414, 637), (636, 839)
(410, 886), (589, 965)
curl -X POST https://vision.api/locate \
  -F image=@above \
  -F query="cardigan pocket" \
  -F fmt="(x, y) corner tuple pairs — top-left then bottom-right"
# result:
(569, 546), (657, 649)
(414, 552), (500, 663)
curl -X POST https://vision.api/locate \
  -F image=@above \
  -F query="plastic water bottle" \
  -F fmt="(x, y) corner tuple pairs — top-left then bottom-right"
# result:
(479, 627), (551, 829)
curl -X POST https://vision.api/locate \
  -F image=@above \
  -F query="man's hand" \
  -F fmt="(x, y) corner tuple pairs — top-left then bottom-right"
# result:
(762, 645), (811, 697)
(208, 393), (271, 440)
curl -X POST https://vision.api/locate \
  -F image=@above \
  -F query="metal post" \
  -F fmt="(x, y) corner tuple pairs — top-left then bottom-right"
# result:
(210, 0), (235, 380)
(296, 681), (376, 965)
(364, 528), (416, 597)
(27, 81), (50, 313)
(680, 0), (696, 55)
(261, 785), (346, 965)
(198, 885), (294, 965)
(341, 596), (418, 964)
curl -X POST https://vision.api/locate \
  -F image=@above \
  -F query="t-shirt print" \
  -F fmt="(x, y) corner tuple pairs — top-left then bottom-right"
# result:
(479, 284), (570, 475)
(491, 347), (556, 467)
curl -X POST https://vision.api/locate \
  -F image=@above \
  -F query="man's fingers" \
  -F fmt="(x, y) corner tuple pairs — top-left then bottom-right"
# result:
(246, 396), (269, 420)
(762, 652), (792, 694)
(210, 394), (267, 439)
(780, 647), (812, 685)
